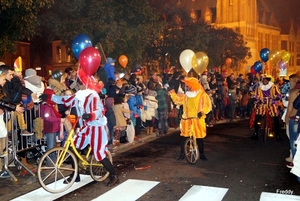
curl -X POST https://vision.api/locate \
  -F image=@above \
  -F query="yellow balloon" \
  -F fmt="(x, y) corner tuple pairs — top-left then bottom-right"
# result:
(268, 49), (281, 66)
(179, 49), (195, 73)
(281, 51), (291, 63)
(192, 52), (209, 75)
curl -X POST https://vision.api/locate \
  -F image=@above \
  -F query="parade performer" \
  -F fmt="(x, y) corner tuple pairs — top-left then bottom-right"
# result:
(169, 77), (212, 161)
(250, 75), (282, 141)
(40, 69), (119, 187)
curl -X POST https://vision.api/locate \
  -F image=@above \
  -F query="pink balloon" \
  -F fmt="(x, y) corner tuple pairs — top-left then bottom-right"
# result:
(79, 47), (101, 76)
(278, 60), (287, 70)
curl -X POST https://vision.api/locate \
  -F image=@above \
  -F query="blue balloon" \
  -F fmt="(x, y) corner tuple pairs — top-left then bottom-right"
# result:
(72, 34), (92, 59)
(260, 48), (270, 62)
(253, 61), (262, 73)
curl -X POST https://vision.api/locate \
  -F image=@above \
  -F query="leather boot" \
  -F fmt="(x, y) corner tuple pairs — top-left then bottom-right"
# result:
(107, 175), (119, 187)
(149, 127), (153, 135)
(63, 173), (80, 184)
(250, 133), (258, 140)
(177, 153), (184, 160)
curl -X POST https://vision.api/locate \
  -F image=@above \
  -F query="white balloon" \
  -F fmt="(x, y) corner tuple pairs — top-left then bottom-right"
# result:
(179, 49), (195, 73)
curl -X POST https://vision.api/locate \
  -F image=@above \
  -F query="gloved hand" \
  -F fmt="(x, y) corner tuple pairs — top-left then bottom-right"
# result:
(39, 94), (48, 102)
(82, 113), (91, 120)
(197, 112), (202, 118)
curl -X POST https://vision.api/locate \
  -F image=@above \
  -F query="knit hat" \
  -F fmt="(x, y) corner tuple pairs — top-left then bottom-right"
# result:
(52, 70), (63, 82)
(43, 88), (56, 105)
(125, 85), (136, 94)
(25, 68), (37, 77)
(106, 57), (116, 64)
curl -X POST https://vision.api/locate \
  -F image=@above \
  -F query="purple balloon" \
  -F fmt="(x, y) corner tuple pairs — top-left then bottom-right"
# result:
(278, 60), (287, 70)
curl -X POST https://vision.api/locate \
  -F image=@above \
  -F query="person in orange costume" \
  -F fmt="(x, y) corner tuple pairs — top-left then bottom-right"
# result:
(169, 77), (212, 161)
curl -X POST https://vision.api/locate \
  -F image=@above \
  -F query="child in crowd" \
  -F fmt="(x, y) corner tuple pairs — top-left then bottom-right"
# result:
(113, 96), (131, 144)
(40, 88), (63, 163)
(104, 97), (116, 147)
(156, 84), (170, 135)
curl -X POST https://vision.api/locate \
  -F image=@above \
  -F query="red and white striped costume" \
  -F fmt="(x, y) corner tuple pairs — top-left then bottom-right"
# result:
(53, 89), (108, 161)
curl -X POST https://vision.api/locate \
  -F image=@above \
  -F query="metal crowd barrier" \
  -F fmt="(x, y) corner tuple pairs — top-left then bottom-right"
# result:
(3, 103), (46, 181)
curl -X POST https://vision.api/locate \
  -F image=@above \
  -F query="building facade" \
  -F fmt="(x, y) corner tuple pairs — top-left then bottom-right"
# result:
(153, 0), (299, 77)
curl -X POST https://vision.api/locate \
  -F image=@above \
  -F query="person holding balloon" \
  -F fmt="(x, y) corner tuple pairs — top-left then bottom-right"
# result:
(40, 45), (119, 187)
(250, 75), (282, 141)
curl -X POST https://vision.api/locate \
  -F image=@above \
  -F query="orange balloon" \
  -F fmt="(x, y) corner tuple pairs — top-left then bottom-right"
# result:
(225, 58), (232, 66)
(119, 55), (128, 68)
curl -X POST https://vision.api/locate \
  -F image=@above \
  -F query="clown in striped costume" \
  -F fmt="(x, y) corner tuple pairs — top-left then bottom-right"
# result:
(52, 89), (108, 161)
(169, 77), (212, 161)
(250, 75), (282, 141)
(50, 88), (119, 186)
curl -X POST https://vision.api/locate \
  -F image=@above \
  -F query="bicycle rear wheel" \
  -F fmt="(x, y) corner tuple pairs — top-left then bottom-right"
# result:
(89, 151), (113, 182)
(184, 138), (199, 164)
(37, 147), (78, 193)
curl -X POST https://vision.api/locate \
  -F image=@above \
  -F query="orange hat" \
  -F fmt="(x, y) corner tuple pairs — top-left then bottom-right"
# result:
(182, 77), (202, 91)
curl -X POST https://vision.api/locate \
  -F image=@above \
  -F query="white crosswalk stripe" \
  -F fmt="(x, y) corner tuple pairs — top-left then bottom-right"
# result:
(11, 178), (300, 201)
(260, 192), (300, 201)
(11, 174), (93, 201)
(92, 179), (159, 201)
(179, 185), (228, 201)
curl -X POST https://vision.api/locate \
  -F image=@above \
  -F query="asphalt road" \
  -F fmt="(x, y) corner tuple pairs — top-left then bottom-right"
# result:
(2, 119), (299, 201)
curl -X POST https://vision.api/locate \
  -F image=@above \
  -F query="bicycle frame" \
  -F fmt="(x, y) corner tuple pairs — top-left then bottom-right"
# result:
(57, 117), (93, 169)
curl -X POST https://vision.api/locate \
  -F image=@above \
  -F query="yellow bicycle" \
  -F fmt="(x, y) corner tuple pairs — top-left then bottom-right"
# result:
(37, 116), (112, 193)
(183, 117), (200, 164)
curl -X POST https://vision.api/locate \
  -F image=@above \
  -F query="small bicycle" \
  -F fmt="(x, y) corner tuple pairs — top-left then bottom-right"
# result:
(183, 117), (200, 164)
(37, 115), (112, 193)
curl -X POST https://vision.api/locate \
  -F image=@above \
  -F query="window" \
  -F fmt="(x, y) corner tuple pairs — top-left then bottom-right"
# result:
(281, 41), (287, 50)
(205, 11), (211, 23)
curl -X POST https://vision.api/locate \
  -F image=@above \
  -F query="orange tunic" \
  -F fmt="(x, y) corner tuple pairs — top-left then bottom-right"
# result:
(169, 90), (212, 138)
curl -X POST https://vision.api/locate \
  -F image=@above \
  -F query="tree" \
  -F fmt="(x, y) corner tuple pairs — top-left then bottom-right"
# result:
(208, 27), (252, 70)
(0, 0), (54, 56)
(39, 0), (164, 70)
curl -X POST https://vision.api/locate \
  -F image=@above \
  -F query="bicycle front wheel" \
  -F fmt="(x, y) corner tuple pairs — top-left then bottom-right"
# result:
(184, 138), (199, 164)
(37, 147), (78, 193)
(89, 151), (113, 182)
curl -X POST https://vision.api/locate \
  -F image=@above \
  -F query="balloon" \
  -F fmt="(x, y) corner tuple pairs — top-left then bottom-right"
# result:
(179, 49), (195, 73)
(77, 68), (102, 93)
(253, 61), (262, 73)
(192, 51), (209, 75)
(281, 51), (291, 63)
(259, 48), (270, 62)
(250, 66), (256, 75)
(79, 47), (101, 76)
(268, 49), (281, 66)
(118, 55), (128, 68)
(225, 58), (232, 66)
(72, 34), (93, 59)
(278, 60), (287, 70)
